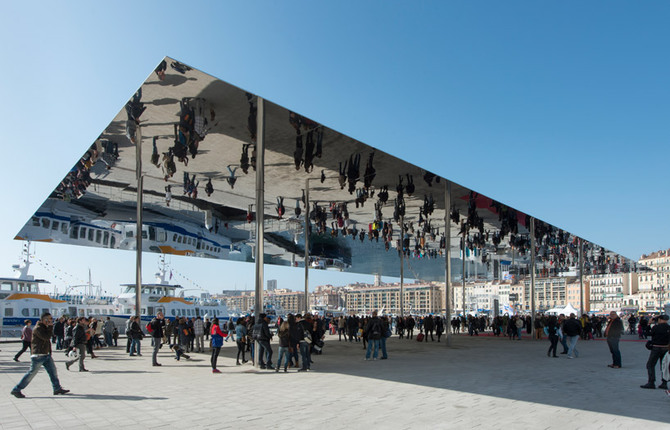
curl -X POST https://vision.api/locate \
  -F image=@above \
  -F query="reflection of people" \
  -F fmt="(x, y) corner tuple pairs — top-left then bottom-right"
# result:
(154, 60), (167, 80)
(165, 185), (172, 206)
(276, 197), (285, 219)
(205, 178), (214, 197)
(247, 205), (254, 223)
(240, 144), (250, 174)
(226, 165), (237, 189)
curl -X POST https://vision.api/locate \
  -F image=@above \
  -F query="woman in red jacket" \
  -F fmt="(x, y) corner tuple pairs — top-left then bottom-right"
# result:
(210, 318), (225, 373)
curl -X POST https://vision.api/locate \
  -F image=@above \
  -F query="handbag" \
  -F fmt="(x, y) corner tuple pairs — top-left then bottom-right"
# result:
(211, 333), (223, 348)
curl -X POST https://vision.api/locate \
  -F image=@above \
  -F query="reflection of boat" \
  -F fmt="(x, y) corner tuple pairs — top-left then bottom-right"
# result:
(109, 256), (230, 332)
(52, 270), (118, 319)
(0, 245), (68, 337)
(309, 256), (350, 271)
(310, 304), (346, 318)
(15, 199), (249, 261)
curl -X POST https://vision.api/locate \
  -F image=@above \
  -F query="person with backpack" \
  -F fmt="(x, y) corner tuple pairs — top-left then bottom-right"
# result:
(210, 318), (225, 373)
(364, 311), (383, 361)
(66, 317), (89, 372)
(296, 314), (313, 371)
(149, 312), (165, 367)
(235, 317), (248, 365)
(128, 316), (143, 357)
(562, 313), (582, 359)
(193, 316), (204, 353)
(253, 313), (274, 370)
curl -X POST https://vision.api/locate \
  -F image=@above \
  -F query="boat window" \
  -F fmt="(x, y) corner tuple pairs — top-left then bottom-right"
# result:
(96, 230), (102, 243)
(33, 308), (40, 316)
(29, 283), (38, 292)
(109, 310), (115, 315)
(126, 230), (134, 238)
(95, 309), (100, 314)
(22, 308), (29, 316)
(70, 225), (79, 239)
(52, 221), (59, 231)
(141, 230), (148, 239)
(110, 236), (116, 248)
(149, 227), (156, 241)
(158, 231), (167, 242)
(41, 218), (50, 229)
(32, 216), (40, 226)
(61, 222), (68, 234)
(103, 231), (109, 246)
(80, 227), (87, 239)
(1, 282), (12, 291)
(176, 235), (181, 244)
(18, 283), (25, 291)
(88, 229), (94, 241)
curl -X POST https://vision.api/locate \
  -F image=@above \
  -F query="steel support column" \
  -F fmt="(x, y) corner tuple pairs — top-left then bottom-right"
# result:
(579, 238), (584, 316)
(254, 97), (265, 368)
(530, 217), (537, 339)
(444, 181), (452, 346)
(399, 214), (404, 317)
(304, 179), (310, 315)
(135, 124), (143, 320)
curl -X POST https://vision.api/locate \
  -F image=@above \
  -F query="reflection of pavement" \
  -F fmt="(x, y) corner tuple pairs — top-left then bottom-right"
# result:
(2, 333), (666, 427)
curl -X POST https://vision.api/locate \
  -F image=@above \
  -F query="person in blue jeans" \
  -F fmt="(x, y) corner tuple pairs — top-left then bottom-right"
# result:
(11, 313), (69, 398)
(365, 311), (383, 360)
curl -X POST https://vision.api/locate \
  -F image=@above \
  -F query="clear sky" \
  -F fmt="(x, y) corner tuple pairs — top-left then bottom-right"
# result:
(1, 1), (668, 296)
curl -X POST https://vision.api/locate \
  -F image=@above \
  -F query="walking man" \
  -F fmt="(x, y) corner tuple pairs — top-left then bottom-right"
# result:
(102, 317), (116, 348)
(65, 317), (89, 372)
(11, 313), (70, 398)
(605, 311), (624, 368)
(640, 314), (670, 389)
(13, 320), (32, 362)
(562, 313), (582, 359)
(150, 312), (165, 367)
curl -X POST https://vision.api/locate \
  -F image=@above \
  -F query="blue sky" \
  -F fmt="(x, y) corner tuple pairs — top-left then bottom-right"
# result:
(1, 2), (668, 295)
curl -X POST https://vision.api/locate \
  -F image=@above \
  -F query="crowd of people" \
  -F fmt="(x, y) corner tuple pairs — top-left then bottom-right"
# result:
(7, 310), (669, 399)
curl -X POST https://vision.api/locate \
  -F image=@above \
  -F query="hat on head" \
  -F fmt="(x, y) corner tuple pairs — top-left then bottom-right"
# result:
(658, 314), (669, 321)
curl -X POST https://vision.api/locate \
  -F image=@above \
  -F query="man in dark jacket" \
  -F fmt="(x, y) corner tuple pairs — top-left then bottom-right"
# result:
(605, 311), (624, 368)
(562, 313), (582, 359)
(11, 313), (70, 398)
(296, 314), (313, 371)
(66, 317), (89, 372)
(364, 311), (383, 360)
(150, 312), (166, 367)
(640, 314), (670, 389)
(255, 313), (274, 369)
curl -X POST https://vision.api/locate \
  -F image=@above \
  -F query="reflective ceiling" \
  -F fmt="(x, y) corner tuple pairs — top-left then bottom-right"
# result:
(16, 57), (638, 282)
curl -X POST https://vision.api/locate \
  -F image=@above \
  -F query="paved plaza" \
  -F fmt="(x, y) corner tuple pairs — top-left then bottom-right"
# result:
(1, 333), (668, 429)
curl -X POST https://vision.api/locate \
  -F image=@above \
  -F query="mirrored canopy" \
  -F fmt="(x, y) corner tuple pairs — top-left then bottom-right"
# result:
(16, 57), (638, 282)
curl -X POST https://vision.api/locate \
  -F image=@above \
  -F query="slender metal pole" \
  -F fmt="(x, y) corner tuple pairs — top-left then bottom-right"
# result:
(579, 238), (584, 315)
(462, 227), (466, 316)
(304, 179), (310, 315)
(254, 97), (265, 368)
(400, 214), (404, 317)
(135, 123), (143, 320)
(445, 181), (452, 346)
(530, 217), (536, 339)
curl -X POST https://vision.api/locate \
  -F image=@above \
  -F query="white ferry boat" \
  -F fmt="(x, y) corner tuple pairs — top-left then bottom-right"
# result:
(108, 257), (230, 332)
(0, 246), (68, 337)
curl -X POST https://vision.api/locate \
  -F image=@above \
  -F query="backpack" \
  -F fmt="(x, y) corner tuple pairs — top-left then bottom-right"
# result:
(252, 323), (263, 341)
(370, 320), (382, 340)
(146, 321), (154, 334)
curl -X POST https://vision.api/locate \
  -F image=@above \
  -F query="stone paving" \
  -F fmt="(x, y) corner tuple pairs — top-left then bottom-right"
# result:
(1, 333), (668, 429)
